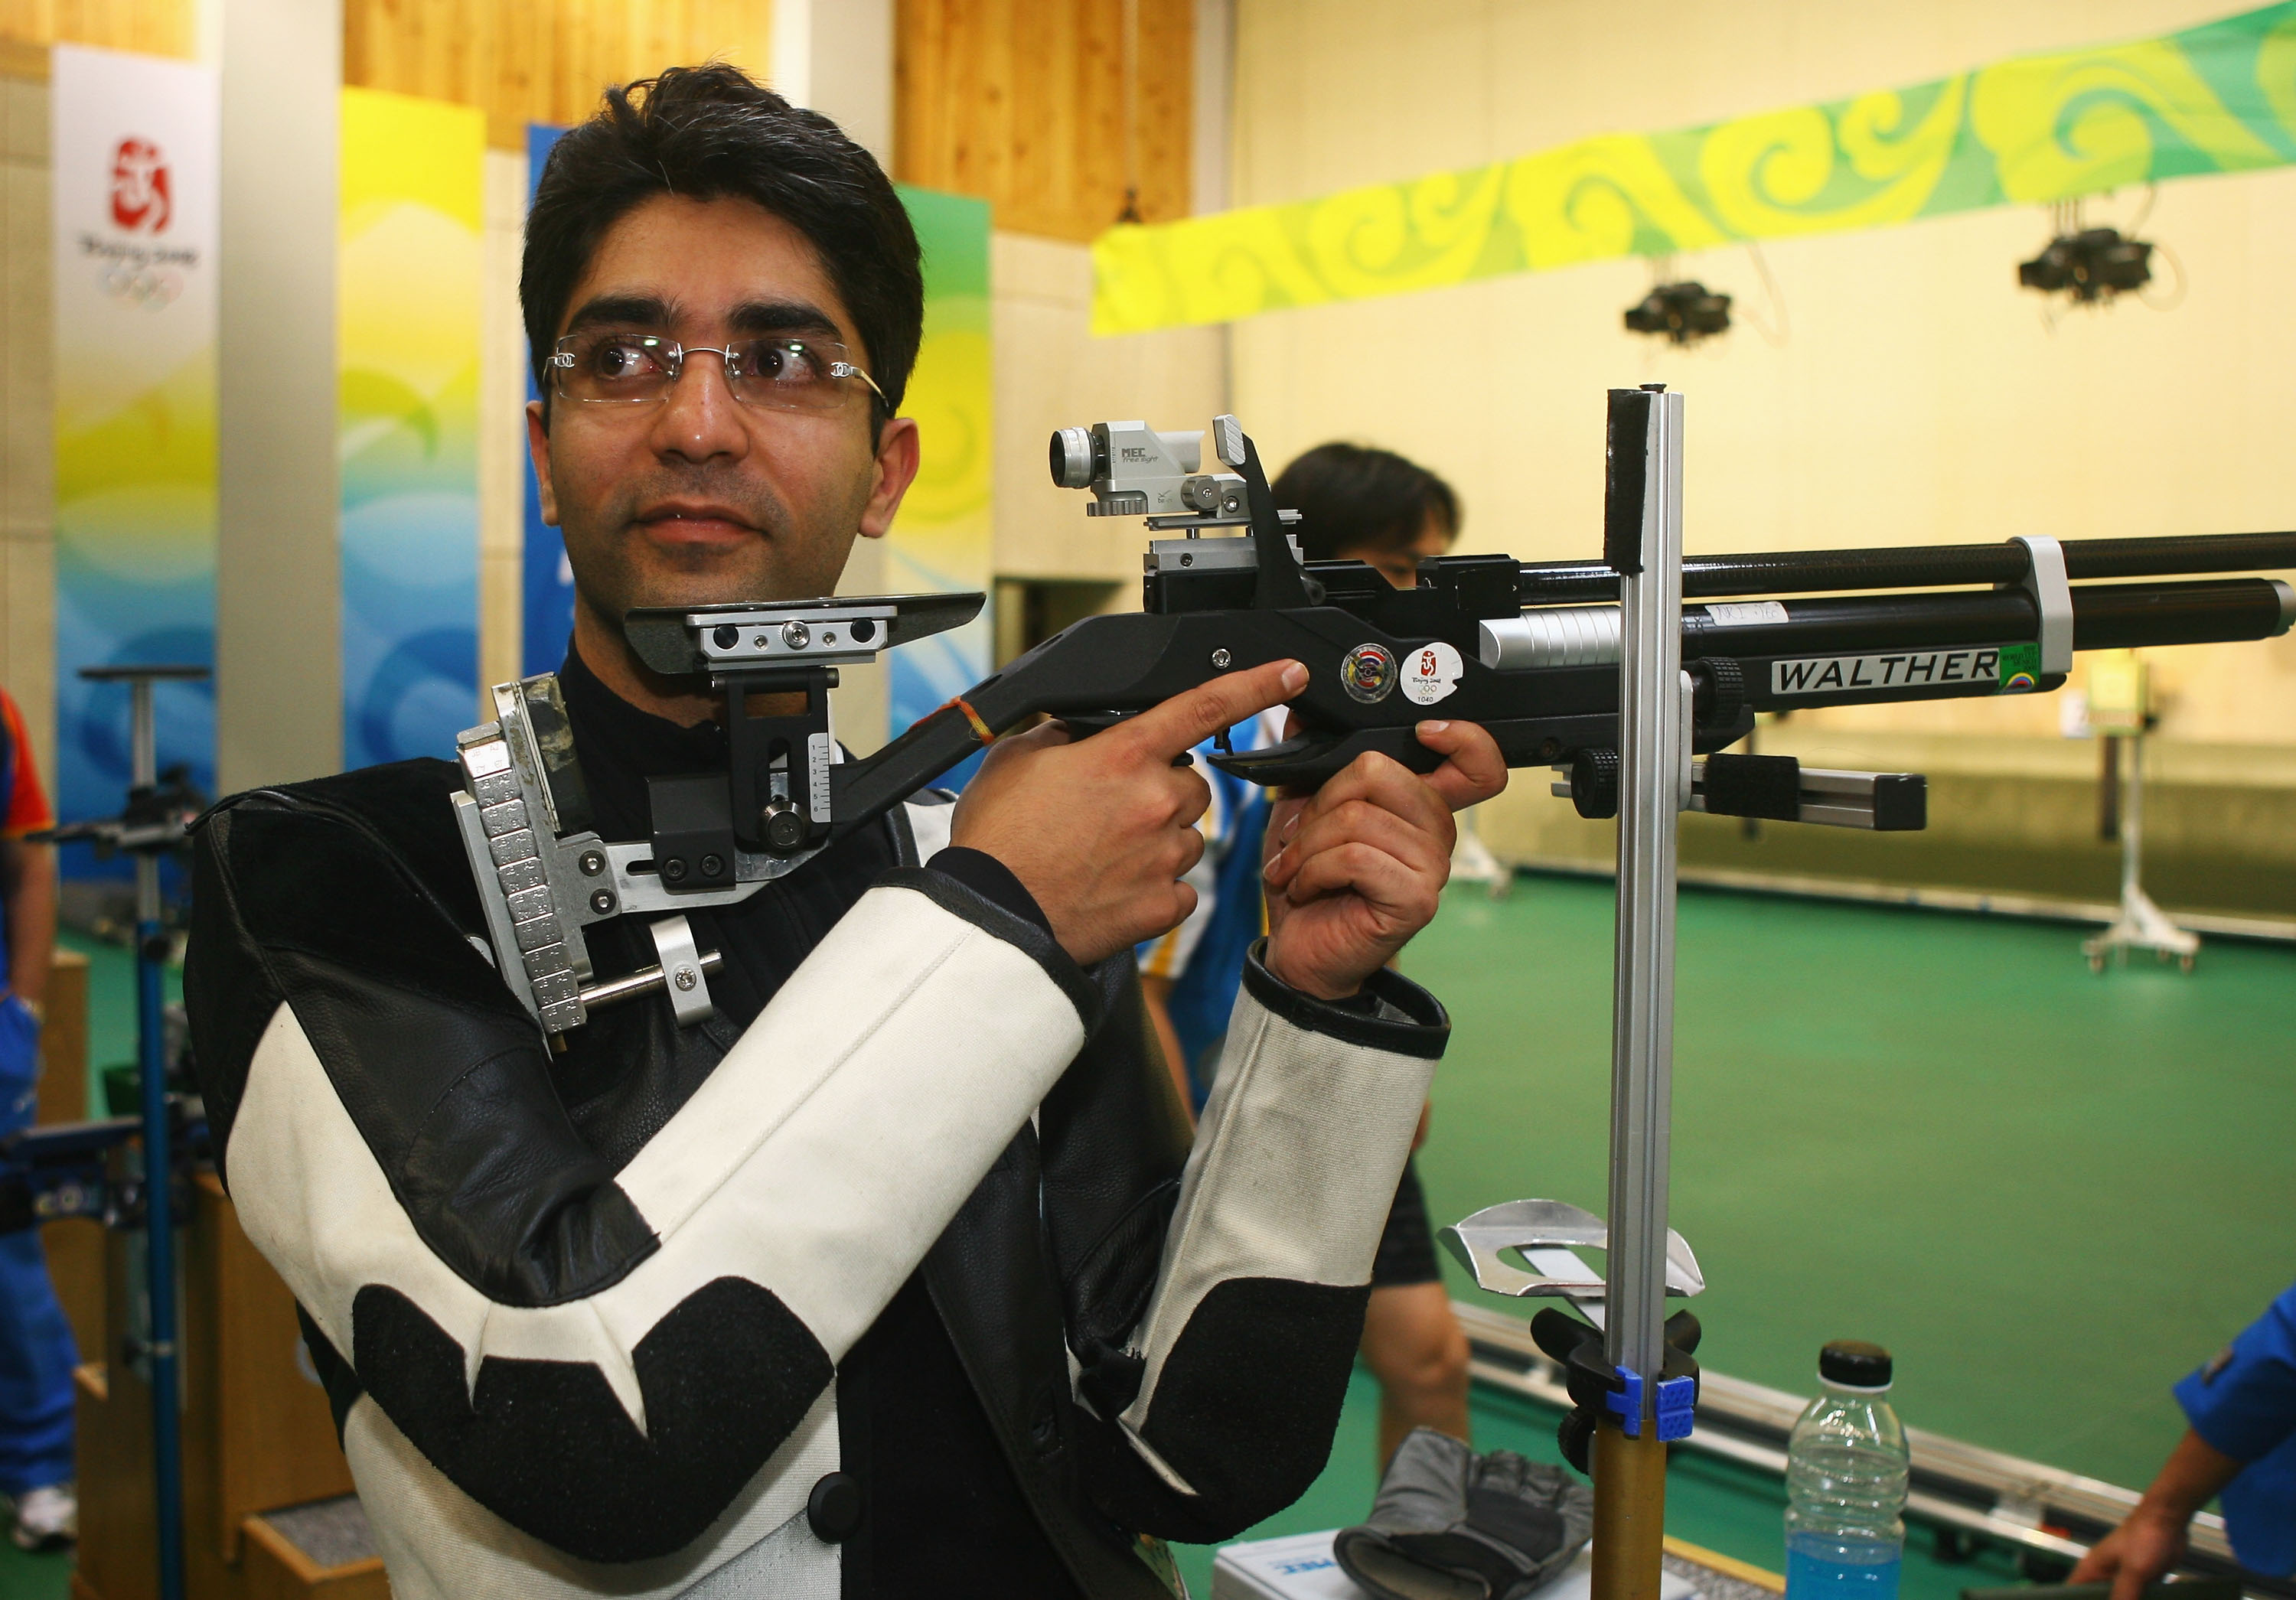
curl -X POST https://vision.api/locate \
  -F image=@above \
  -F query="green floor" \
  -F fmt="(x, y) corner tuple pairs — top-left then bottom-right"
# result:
(1174, 875), (2294, 1592)
(10, 885), (2292, 1598)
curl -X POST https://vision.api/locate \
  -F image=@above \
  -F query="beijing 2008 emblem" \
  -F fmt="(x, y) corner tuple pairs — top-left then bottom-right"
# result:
(1340, 643), (1397, 703)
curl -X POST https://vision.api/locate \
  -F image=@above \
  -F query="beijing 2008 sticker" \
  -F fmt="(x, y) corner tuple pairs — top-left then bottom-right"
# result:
(1401, 641), (1463, 705)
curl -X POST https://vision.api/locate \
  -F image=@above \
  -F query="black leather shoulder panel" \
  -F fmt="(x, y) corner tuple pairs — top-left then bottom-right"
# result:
(188, 767), (659, 1308)
(352, 1276), (833, 1563)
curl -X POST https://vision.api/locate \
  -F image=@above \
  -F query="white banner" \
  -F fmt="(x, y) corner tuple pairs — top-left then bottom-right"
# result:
(51, 44), (220, 823)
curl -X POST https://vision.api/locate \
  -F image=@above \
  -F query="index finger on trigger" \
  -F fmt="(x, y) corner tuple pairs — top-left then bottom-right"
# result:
(1116, 658), (1307, 764)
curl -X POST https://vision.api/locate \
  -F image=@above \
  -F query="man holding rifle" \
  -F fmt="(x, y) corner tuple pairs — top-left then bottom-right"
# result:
(185, 65), (1502, 1600)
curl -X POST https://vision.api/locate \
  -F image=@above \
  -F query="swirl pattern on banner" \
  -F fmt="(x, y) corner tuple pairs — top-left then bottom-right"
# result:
(1093, 1), (2296, 334)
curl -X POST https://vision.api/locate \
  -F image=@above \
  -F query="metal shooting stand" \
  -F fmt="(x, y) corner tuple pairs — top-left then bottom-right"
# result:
(2082, 681), (2197, 973)
(1589, 385), (1692, 1600)
(66, 663), (208, 1600)
(1443, 388), (1701, 1600)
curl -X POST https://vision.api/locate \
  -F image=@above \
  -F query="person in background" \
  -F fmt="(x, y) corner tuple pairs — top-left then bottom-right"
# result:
(2072, 1282), (2296, 1593)
(1140, 442), (1473, 1471)
(0, 686), (70, 1552)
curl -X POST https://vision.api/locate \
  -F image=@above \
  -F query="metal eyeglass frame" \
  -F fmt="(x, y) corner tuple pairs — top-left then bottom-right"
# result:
(549, 331), (887, 413)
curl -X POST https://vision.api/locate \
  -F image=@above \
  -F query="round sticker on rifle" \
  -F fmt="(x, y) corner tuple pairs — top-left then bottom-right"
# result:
(1401, 641), (1463, 705)
(1340, 643), (1397, 703)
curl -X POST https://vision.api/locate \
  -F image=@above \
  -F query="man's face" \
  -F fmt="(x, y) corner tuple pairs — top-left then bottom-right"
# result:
(527, 194), (918, 628)
(1349, 511), (1456, 589)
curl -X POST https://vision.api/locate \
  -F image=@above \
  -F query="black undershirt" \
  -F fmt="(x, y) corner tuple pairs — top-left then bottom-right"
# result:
(555, 647), (1084, 1597)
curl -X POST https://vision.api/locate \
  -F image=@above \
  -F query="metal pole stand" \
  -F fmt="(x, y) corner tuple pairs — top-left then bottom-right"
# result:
(1440, 387), (1701, 1600)
(76, 663), (207, 1600)
(2082, 729), (2197, 973)
(1590, 383), (1691, 1600)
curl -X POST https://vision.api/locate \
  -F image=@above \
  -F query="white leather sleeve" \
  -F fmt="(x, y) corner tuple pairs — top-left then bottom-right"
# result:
(229, 878), (1090, 1431)
(1114, 967), (1441, 1483)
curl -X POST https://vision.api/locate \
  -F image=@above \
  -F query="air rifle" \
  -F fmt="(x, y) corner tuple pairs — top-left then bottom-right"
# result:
(455, 409), (2294, 1037)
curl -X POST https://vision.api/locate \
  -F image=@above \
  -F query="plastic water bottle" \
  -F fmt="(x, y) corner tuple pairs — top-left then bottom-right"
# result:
(1784, 1341), (1910, 1600)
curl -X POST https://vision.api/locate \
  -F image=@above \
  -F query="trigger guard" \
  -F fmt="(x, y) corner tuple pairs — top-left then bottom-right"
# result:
(1210, 726), (1442, 789)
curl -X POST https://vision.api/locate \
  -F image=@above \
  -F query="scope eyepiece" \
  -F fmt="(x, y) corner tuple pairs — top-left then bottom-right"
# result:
(1049, 425), (1097, 489)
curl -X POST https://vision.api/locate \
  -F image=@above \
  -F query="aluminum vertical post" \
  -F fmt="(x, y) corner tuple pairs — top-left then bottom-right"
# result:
(125, 675), (187, 1600)
(1593, 386), (1686, 1600)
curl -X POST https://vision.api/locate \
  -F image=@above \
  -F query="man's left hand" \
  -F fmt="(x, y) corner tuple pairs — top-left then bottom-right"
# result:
(1259, 719), (1505, 1000)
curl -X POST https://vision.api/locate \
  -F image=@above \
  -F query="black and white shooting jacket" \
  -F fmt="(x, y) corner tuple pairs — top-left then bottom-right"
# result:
(184, 656), (1450, 1598)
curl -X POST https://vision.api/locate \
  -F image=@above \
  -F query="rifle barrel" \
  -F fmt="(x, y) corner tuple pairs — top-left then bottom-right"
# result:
(1484, 578), (2294, 671)
(1516, 531), (2296, 604)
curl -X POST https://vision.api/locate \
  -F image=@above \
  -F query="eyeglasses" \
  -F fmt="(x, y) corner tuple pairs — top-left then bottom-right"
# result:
(549, 330), (886, 414)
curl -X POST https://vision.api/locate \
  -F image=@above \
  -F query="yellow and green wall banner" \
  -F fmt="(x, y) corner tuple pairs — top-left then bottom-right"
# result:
(340, 88), (483, 768)
(51, 44), (219, 823)
(1094, 0), (2296, 334)
(885, 186), (993, 754)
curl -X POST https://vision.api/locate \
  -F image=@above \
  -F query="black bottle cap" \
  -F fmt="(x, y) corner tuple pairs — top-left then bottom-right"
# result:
(1819, 1340), (1893, 1388)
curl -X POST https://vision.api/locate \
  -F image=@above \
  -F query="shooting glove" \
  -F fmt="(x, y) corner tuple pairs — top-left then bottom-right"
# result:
(1332, 1428), (1593, 1600)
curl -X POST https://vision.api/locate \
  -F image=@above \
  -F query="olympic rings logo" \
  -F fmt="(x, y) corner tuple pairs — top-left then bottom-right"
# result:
(99, 262), (183, 308)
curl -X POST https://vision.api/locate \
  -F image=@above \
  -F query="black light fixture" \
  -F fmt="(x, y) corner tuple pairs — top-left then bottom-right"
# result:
(2017, 227), (2153, 303)
(1624, 281), (1732, 345)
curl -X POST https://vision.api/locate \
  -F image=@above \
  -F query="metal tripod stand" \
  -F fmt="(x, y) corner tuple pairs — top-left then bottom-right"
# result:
(70, 663), (208, 1600)
(2082, 728), (2197, 972)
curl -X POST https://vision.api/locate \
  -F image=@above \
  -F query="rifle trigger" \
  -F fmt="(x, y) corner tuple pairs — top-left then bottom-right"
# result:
(1212, 725), (1234, 757)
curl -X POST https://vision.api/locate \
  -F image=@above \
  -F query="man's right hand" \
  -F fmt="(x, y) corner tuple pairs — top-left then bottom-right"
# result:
(949, 660), (1308, 966)
(2069, 1506), (2188, 1600)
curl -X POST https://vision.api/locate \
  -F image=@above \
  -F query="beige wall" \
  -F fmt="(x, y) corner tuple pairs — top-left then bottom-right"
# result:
(479, 144), (525, 699)
(992, 230), (1228, 585)
(0, 70), (53, 787)
(1226, 0), (2296, 913)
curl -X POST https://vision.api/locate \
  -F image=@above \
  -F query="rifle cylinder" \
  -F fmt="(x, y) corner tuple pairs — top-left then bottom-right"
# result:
(1479, 578), (2294, 671)
(1515, 530), (2296, 605)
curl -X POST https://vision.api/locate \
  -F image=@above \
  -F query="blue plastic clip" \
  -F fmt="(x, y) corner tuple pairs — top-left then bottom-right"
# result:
(1606, 1367), (1696, 1441)
(1655, 1373), (1696, 1442)
(1604, 1367), (1643, 1435)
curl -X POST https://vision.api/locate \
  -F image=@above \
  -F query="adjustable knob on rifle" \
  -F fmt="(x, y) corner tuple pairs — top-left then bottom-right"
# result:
(1571, 748), (1620, 821)
(760, 797), (807, 854)
(1694, 658), (1744, 728)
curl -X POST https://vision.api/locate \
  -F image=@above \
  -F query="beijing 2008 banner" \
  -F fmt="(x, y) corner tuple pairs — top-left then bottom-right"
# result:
(340, 88), (483, 768)
(51, 44), (219, 825)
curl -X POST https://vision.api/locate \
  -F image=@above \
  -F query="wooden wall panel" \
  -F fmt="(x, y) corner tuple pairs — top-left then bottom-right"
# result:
(343, 0), (775, 145)
(897, 0), (1192, 242)
(0, 0), (196, 62)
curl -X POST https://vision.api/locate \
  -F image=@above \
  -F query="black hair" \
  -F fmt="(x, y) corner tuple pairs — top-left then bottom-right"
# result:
(1270, 442), (1460, 562)
(521, 64), (923, 422)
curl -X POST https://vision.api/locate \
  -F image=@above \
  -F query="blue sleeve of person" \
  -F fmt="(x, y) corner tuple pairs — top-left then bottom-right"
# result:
(2176, 1280), (2296, 1578)
(2178, 1282), (2296, 1462)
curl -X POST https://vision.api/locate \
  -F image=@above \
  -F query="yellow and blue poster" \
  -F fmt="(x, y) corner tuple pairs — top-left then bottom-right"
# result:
(340, 88), (483, 767)
(886, 186), (993, 745)
(521, 122), (573, 677)
(51, 44), (218, 822)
